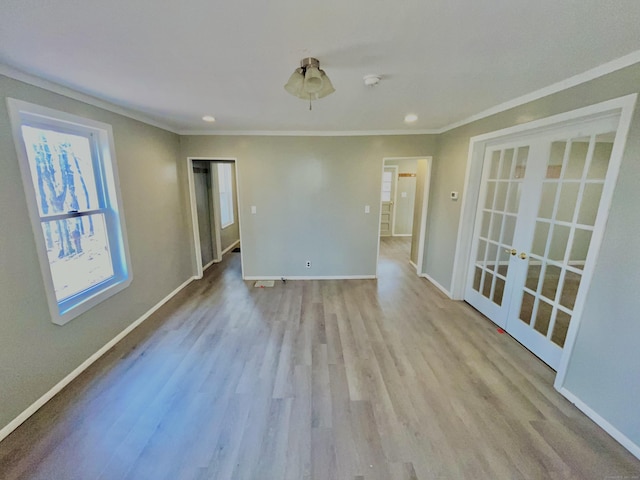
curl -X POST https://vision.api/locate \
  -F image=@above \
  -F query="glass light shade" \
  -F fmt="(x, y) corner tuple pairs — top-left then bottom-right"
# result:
(316, 71), (335, 99)
(304, 66), (323, 93)
(284, 68), (305, 96)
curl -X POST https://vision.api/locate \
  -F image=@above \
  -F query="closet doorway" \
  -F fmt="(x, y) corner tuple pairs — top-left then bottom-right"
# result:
(187, 158), (241, 278)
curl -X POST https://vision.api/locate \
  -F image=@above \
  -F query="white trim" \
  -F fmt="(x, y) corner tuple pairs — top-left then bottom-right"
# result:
(392, 234), (412, 237)
(0, 275), (197, 444)
(420, 273), (453, 298)
(450, 94), (638, 300)
(558, 387), (640, 460)
(409, 260), (418, 269)
(415, 158), (433, 276)
(209, 166), (223, 262)
(6, 98), (134, 325)
(186, 158), (204, 279)
(177, 129), (439, 136)
(187, 157), (242, 279)
(244, 275), (376, 281)
(221, 239), (240, 256)
(203, 259), (217, 271)
(0, 64), (178, 134)
(4, 50), (639, 138)
(437, 50), (640, 134)
(554, 93), (638, 389)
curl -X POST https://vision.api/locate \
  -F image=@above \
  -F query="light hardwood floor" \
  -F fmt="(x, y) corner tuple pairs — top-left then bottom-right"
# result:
(1, 237), (638, 479)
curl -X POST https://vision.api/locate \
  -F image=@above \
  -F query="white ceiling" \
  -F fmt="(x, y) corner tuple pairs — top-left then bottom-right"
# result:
(2, 0), (640, 134)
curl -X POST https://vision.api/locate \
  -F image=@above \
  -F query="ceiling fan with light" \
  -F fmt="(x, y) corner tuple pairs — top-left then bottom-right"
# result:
(284, 57), (335, 110)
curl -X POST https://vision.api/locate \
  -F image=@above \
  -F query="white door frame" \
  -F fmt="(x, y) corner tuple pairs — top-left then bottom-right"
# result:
(376, 156), (433, 277)
(449, 94), (637, 387)
(415, 157), (433, 276)
(187, 157), (244, 280)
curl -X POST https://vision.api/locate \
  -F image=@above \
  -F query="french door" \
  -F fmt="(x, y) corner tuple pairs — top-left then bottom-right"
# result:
(465, 113), (622, 369)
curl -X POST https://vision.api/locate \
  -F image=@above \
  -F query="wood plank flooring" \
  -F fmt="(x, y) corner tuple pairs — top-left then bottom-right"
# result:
(1, 237), (638, 479)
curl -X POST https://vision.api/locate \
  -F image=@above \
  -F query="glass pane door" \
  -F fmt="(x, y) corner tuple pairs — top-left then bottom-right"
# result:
(465, 144), (531, 325)
(506, 128), (617, 369)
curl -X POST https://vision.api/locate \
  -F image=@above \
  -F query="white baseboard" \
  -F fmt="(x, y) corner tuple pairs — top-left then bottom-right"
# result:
(221, 239), (240, 256)
(0, 275), (197, 444)
(244, 275), (376, 281)
(203, 260), (216, 271)
(420, 273), (453, 298)
(558, 387), (640, 460)
(409, 260), (418, 269)
(392, 234), (412, 237)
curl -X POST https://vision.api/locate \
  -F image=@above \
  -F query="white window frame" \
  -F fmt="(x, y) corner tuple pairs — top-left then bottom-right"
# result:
(7, 98), (132, 325)
(218, 163), (234, 228)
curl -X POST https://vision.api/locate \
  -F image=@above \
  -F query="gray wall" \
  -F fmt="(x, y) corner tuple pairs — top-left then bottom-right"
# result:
(180, 135), (436, 277)
(428, 63), (640, 448)
(3, 62), (640, 455)
(0, 75), (193, 430)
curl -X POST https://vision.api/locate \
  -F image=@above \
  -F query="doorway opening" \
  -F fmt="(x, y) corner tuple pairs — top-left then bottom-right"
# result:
(377, 157), (432, 277)
(187, 158), (241, 279)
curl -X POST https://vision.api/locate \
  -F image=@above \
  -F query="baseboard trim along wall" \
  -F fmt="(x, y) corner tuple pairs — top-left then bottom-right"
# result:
(559, 387), (640, 460)
(0, 275), (197, 444)
(221, 239), (240, 256)
(244, 275), (377, 281)
(421, 273), (453, 298)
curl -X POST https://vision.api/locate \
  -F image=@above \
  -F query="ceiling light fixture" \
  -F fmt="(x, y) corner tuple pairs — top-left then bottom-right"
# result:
(404, 113), (418, 123)
(284, 57), (335, 110)
(202, 115), (216, 122)
(363, 74), (381, 87)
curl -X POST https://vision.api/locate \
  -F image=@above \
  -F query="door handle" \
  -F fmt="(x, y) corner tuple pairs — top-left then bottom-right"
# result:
(519, 252), (527, 259)
(504, 248), (517, 256)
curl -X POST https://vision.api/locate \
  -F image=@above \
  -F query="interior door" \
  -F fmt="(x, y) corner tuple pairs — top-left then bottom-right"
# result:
(380, 166), (396, 236)
(465, 114), (622, 369)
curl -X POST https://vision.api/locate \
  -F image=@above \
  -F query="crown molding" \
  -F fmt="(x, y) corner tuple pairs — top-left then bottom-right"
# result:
(4, 49), (639, 138)
(177, 129), (440, 136)
(0, 64), (180, 134)
(435, 49), (640, 134)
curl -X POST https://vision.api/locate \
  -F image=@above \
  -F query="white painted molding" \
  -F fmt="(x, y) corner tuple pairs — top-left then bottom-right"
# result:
(420, 273), (453, 299)
(450, 93), (638, 301)
(4, 49), (639, 137)
(409, 260), (418, 269)
(392, 234), (412, 237)
(221, 239), (240, 256)
(244, 275), (376, 281)
(437, 49), (640, 133)
(203, 260), (217, 271)
(0, 275), (197, 444)
(177, 129), (439, 136)
(0, 64), (179, 134)
(559, 387), (640, 461)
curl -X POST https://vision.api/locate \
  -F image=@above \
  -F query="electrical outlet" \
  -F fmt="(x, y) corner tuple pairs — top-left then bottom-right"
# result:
(305, 260), (312, 268)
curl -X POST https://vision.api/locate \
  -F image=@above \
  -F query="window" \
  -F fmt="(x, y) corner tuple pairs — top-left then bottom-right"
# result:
(218, 163), (234, 228)
(8, 99), (132, 325)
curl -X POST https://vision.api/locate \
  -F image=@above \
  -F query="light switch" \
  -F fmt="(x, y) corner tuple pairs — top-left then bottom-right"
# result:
(251, 205), (257, 214)
(365, 205), (370, 214)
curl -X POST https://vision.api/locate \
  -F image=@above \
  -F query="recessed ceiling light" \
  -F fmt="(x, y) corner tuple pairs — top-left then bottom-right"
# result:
(202, 115), (216, 122)
(404, 113), (418, 123)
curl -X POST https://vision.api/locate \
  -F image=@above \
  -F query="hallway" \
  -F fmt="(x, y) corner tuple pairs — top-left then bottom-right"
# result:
(0, 244), (638, 479)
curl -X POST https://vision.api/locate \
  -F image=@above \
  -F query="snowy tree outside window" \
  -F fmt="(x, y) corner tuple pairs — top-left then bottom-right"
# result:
(8, 99), (131, 325)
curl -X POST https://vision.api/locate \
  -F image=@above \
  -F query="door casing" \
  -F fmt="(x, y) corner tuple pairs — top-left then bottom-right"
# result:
(449, 94), (637, 388)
